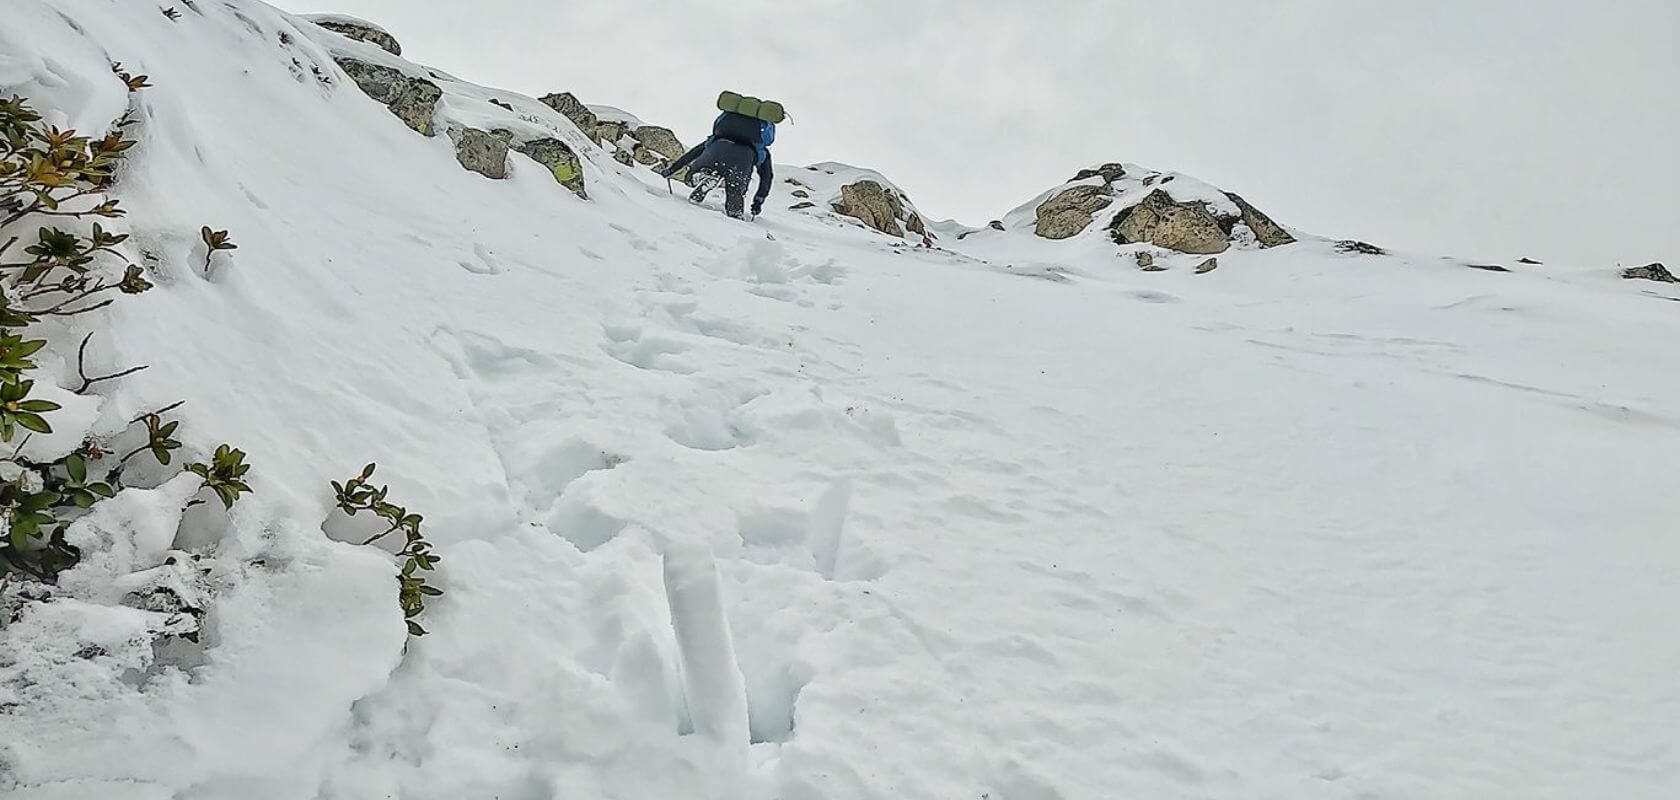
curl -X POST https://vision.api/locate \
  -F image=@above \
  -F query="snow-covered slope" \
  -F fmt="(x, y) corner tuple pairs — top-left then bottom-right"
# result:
(2, 2), (1678, 799)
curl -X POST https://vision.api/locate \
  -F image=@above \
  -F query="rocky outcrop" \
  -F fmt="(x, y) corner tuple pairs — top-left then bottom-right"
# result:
(1071, 163), (1127, 183)
(308, 15), (402, 55)
(1109, 190), (1232, 255)
(451, 127), (508, 179)
(1034, 185), (1115, 240)
(833, 180), (906, 237)
(1225, 192), (1295, 248)
(1623, 262), (1677, 283)
(829, 180), (934, 245)
(538, 92), (597, 134)
(335, 58), (441, 136)
(511, 138), (587, 198)
(630, 126), (685, 167)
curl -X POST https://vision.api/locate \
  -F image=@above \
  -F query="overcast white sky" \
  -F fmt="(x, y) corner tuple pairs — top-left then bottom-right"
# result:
(279, 0), (1678, 266)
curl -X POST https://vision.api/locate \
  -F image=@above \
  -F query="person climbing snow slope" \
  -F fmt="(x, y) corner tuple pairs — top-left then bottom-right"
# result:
(662, 99), (777, 220)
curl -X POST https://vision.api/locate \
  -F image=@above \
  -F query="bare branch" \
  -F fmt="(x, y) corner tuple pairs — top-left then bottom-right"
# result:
(131, 400), (185, 424)
(75, 332), (149, 393)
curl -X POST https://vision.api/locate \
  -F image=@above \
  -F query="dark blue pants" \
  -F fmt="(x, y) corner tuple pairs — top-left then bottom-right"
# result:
(687, 140), (754, 218)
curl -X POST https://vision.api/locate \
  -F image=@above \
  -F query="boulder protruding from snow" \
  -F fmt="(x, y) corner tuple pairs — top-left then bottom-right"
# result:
(451, 127), (508, 179)
(512, 138), (587, 198)
(1622, 262), (1677, 283)
(1225, 192), (1295, 248)
(630, 126), (685, 168)
(539, 92), (597, 135)
(1109, 189), (1233, 255)
(306, 14), (402, 56)
(1002, 162), (1295, 255)
(1071, 163), (1127, 184)
(834, 181), (906, 237)
(1034, 185), (1115, 240)
(335, 58), (441, 136)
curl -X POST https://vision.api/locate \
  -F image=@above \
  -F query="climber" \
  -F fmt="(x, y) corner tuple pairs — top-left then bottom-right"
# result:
(661, 107), (775, 221)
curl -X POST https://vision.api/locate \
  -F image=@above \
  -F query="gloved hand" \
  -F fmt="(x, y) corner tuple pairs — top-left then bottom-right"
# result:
(750, 198), (764, 217)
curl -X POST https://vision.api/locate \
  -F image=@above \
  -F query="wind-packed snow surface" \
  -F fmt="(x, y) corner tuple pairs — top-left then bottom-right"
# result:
(2, 1), (1678, 798)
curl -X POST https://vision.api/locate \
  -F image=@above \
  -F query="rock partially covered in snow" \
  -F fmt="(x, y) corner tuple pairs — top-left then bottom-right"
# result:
(834, 180), (910, 238)
(539, 92), (597, 134)
(335, 58), (440, 136)
(1071, 162), (1128, 183)
(451, 127), (509, 179)
(537, 93), (683, 172)
(783, 164), (934, 245)
(305, 14), (402, 56)
(512, 137), (587, 198)
(1226, 192), (1295, 248)
(1035, 185), (1115, 240)
(1622, 262), (1677, 283)
(1006, 163), (1295, 255)
(630, 125), (686, 168)
(1109, 188), (1234, 254)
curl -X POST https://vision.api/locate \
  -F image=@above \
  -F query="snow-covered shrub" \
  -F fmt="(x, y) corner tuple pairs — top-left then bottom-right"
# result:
(0, 73), (253, 582)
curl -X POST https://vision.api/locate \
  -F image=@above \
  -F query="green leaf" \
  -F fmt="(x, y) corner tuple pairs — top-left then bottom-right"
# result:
(417, 585), (443, 597)
(20, 491), (60, 512)
(405, 620), (427, 636)
(70, 489), (96, 508)
(151, 446), (171, 466)
(17, 399), (61, 413)
(89, 482), (115, 498)
(14, 412), (52, 434)
(66, 454), (87, 483)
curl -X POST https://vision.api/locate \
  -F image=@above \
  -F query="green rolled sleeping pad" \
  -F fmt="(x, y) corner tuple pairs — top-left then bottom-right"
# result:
(717, 91), (786, 124)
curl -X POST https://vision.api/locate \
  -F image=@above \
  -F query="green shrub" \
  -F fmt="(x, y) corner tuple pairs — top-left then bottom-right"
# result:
(333, 463), (442, 636)
(0, 75), (253, 582)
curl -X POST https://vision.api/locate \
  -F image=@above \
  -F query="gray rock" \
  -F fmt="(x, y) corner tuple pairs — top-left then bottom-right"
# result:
(1224, 192), (1295, 248)
(335, 58), (441, 136)
(452, 128), (508, 179)
(1135, 251), (1155, 269)
(538, 92), (598, 135)
(630, 125), (685, 167)
(311, 17), (402, 56)
(791, 189), (810, 198)
(832, 180), (906, 237)
(1623, 262), (1677, 283)
(594, 120), (630, 147)
(988, 220), (1006, 231)
(511, 138), (586, 198)
(1194, 257), (1219, 274)
(1034, 184), (1115, 240)
(1335, 240), (1387, 256)
(790, 201), (816, 210)
(1109, 190), (1231, 255)
(1071, 163), (1127, 183)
